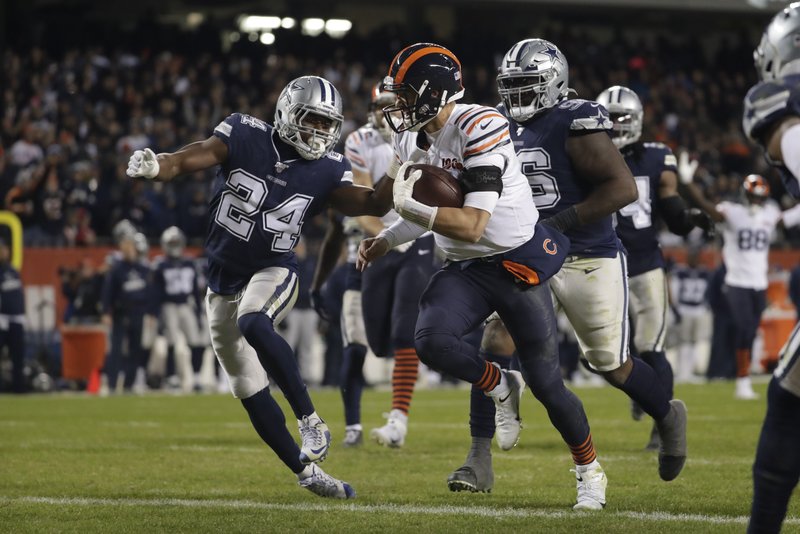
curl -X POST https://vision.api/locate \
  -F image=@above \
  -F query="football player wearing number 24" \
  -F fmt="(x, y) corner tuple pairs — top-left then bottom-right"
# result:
(357, 42), (609, 509)
(126, 76), (397, 500)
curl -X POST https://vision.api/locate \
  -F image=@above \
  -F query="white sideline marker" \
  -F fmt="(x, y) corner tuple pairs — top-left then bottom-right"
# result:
(2, 496), (798, 526)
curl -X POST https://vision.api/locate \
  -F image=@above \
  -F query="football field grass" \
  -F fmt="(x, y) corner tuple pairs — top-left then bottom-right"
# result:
(1, 380), (798, 533)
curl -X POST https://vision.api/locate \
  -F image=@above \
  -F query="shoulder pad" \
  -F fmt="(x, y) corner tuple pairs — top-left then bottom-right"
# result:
(743, 76), (800, 142)
(564, 100), (613, 131)
(239, 114), (269, 132)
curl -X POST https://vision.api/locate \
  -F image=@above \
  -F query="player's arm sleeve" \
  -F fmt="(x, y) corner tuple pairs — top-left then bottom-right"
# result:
(378, 217), (427, 249)
(460, 110), (510, 214)
(660, 195), (697, 236)
(781, 203), (800, 228)
(779, 122), (800, 184)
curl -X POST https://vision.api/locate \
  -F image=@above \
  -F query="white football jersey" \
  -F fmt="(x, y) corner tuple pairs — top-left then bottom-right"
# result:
(393, 103), (537, 261)
(345, 124), (398, 229)
(717, 200), (782, 290)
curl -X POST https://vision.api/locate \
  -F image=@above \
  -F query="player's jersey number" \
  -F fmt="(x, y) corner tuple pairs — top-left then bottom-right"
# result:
(518, 147), (561, 209)
(618, 176), (652, 229)
(216, 169), (312, 252)
(737, 228), (769, 251)
(163, 267), (195, 296)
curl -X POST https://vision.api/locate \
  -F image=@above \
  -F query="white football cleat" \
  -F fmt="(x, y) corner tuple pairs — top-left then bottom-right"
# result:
(370, 409), (408, 448)
(342, 425), (363, 448)
(298, 464), (356, 499)
(298, 413), (331, 464)
(735, 377), (759, 400)
(572, 461), (607, 511)
(486, 366), (524, 451)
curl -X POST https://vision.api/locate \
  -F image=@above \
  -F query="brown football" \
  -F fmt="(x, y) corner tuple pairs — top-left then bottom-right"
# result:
(406, 164), (464, 208)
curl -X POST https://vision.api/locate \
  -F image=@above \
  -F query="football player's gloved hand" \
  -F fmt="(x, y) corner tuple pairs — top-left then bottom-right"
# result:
(392, 167), (438, 230)
(688, 208), (715, 237)
(677, 151), (699, 185)
(126, 148), (160, 179)
(310, 289), (331, 322)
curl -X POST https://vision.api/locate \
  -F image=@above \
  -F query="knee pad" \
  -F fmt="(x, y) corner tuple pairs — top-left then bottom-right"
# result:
(207, 306), (269, 398)
(342, 290), (368, 346)
(414, 330), (458, 367)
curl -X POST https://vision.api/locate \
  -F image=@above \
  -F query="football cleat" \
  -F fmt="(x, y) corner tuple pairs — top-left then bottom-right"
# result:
(342, 426), (363, 448)
(486, 365), (525, 451)
(370, 409), (407, 448)
(298, 413), (331, 464)
(572, 462), (608, 511)
(735, 377), (759, 400)
(447, 446), (494, 493)
(645, 422), (661, 451)
(655, 399), (688, 481)
(298, 464), (356, 499)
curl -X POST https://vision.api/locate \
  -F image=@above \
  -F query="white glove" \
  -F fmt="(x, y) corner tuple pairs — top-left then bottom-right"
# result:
(126, 148), (160, 179)
(677, 151), (699, 185)
(393, 167), (438, 230)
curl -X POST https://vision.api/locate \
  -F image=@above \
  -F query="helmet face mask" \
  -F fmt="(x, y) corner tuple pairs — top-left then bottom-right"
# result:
(275, 76), (343, 160)
(754, 2), (800, 81)
(497, 39), (570, 122)
(382, 43), (465, 133)
(596, 86), (643, 149)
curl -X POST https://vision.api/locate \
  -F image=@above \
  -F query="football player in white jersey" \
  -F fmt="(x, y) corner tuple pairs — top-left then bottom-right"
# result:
(681, 172), (800, 399)
(358, 42), (608, 510)
(742, 5), (800, 531)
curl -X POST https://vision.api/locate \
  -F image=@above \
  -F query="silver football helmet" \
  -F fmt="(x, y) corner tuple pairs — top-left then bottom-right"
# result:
(160, 226), (186, 258)
(133, 232), (149, 259)
(275, 76), (343, 160)
(755, 2), (800, 81)
(596, 86), (643, 149)
(497, 39), (571, 122)
(112, 219), (137, 244)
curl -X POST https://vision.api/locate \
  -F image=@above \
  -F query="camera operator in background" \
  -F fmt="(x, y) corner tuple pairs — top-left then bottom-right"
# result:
(0, 238), (26, 393)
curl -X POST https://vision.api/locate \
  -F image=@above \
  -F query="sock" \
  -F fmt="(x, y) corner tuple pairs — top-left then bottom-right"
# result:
(569, 433), (598, 466)
(467, 436), (492, 459)
(749, 379), (800, 533)
(238, 312), (314, 419)
(737, 349), (751, 378)
(240, 387), (304, 473)
(618, 358), (670, 421)
(392, 348), (419, 415)
(475, 360), (502, 392)
(340, 344), (367, 426)
(640, 350), (674, 400)
(191, 347), (205, 374)
(470, 351), (512, 439)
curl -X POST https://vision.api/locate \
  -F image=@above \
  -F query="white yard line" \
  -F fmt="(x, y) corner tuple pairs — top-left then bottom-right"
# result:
(1, 495), (797, 526)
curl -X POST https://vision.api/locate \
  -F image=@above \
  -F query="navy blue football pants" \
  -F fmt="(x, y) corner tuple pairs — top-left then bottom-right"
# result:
(361, 236), (435, 357)
(415, 260), (589, 445)
(724, 285), (766, 352)
(105, 311), (146, 391)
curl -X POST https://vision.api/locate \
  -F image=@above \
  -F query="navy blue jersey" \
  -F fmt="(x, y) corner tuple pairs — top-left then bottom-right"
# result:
(672, 267), (711, 308)
(101, 260), (152, 315)
(743, 74), (800, 198)
(502, 99), (619, 256)
(208, 113), (353, 294)
(152, 256), (200, 306)
(0, 264), (24, 315)
(615, 142), (678, 277)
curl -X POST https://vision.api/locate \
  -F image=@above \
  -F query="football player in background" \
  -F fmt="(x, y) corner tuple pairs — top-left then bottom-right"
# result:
(597, 84), (712, 448)
(358, 42), (608, 510)
(740, 4), (800, 529)
(152, 226), (206, 391)
(670, 247), (712, 384)
(679, 172), (800, 399)
(447, 39), (689, 496)
(126, 75), (397, 499)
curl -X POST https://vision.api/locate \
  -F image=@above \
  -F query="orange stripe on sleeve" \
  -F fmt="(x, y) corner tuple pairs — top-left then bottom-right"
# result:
(463, 130), (509, 156)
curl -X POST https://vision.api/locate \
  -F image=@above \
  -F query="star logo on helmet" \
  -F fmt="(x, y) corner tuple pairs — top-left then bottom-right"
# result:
(542, 45), (561, 63)
(290, 81), (304, 92)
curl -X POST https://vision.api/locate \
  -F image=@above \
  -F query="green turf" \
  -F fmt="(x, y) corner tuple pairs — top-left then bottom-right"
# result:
(0, 381), (797, 533)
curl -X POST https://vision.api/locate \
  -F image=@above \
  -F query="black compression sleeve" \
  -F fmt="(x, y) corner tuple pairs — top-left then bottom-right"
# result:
(460, 166), (503, 195)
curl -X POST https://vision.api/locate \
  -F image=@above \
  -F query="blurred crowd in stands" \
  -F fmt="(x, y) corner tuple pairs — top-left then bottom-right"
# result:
(2, 23), (797, 249)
